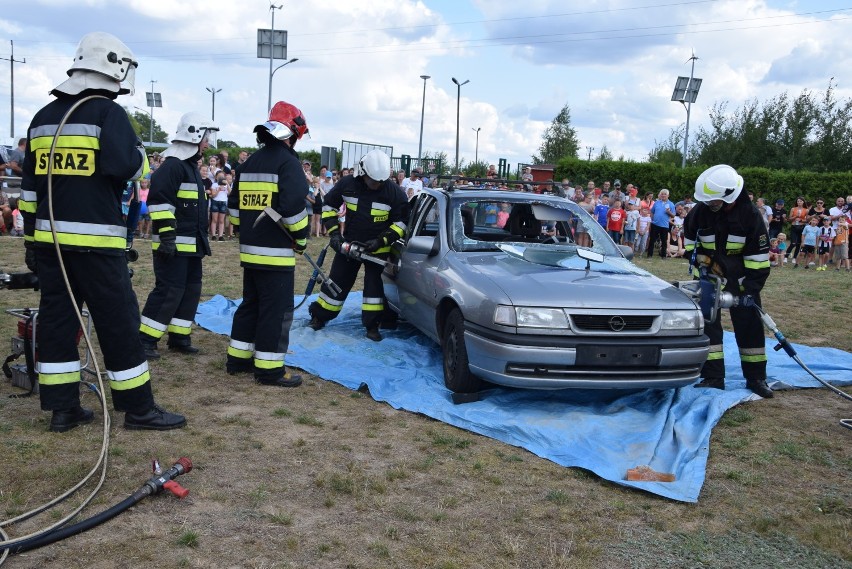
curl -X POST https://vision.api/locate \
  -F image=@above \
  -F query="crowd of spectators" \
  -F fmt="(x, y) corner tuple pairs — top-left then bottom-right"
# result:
(3, 142), (851, 274)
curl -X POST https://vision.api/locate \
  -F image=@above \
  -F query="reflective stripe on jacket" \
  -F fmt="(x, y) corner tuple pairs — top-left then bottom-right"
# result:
(21, 96), (146, 255)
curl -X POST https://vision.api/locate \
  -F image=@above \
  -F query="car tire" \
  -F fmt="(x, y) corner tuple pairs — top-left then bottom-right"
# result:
(442, 308), (482, 393)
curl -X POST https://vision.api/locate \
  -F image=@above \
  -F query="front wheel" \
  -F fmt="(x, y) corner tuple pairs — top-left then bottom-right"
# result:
(441, 308), (482, 393)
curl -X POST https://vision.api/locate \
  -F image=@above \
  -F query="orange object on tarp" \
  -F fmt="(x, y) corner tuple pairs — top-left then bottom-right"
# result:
(626, 465), (676, 482)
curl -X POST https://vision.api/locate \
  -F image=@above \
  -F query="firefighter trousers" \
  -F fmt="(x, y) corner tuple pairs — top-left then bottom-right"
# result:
(35, 249), (154, 413)
(308, 253), (385, 330)
(140, 255), (202, 348)
(227, 268), (295, 381)
(701, 292), (767, 382)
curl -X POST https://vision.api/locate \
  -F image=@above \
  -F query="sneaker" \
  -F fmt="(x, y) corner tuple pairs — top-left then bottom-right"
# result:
(308, 316), (326, 331)
(124, 403), (187, 430)
(256, 371), (303, 388)
(50, 406), (94, 432)
(218, 236), (224, 242)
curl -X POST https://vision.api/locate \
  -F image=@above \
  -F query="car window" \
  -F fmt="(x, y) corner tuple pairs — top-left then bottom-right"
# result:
(409, 194), (439, 238)
(450, 196), (620, 258)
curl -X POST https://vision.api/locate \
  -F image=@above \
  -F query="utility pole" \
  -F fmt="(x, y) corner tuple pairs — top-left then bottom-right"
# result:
(1, 40), (26, 138)
(586, 146), (594, 161)
(451, 77), (469, 174)
(472, 127), (481, 164)
(206, 87), (222, 121)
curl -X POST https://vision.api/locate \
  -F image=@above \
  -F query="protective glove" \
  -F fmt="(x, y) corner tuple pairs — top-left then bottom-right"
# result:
(737, 294), (757, 308)
(155, 237), (177, 260)
(329, 232), (342, 254)
(24, 242), (37, 274)
(293, 238), (307, 255)
(363, 237), (384, 253)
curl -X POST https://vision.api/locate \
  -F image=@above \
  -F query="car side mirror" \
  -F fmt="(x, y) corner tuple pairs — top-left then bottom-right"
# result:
(407, 235), (440, 257)
(618, 244), (634, 260)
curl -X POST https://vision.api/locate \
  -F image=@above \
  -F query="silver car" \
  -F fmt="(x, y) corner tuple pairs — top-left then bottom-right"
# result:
(382, 186), (709, 393)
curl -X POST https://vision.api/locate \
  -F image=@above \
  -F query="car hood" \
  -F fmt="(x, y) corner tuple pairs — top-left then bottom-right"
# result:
(453, 252), (694, 310)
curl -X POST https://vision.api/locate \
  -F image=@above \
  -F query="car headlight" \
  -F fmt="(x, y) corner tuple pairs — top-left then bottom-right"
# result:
(494, 305), (570, 329)
(661, 310), (703, 330)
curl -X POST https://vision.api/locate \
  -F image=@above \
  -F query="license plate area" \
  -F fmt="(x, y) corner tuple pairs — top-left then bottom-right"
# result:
(576, 345), (660, 367)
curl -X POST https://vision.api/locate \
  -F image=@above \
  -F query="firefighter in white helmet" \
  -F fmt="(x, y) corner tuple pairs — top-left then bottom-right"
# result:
(139, 112), (218, 360)
(684, 164), (774, 398)
(19, 32), (186, 431)
(308, 149), (409, 341)
(225, 101), (310, 386)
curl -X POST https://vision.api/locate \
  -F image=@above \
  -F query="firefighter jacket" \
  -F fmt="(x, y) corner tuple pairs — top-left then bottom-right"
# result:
(683, 191), (770, 296)
(20, 93), (147, 255)
(227, 139), (309, 271)
(147, 156), (211, 257)
(321, 175), (408, 254)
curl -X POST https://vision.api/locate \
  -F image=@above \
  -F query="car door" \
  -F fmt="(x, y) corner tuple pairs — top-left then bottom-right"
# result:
(394, 193), (445, 341)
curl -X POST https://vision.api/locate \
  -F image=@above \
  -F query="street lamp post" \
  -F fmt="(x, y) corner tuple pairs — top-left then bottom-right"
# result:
(134, 106), (153, 144)
(417, 75), (430, 170)
(451, 77), (469, 174)
(670, 52), (702, 168)
(472, 127), (481, 164)
(270, 57), (299, 101)
(206, 87), (222, 121)
(267, 3), (283, 114)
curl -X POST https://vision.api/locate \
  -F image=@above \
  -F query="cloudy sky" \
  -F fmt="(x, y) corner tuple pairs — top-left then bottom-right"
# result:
(1, 0), (850, 169)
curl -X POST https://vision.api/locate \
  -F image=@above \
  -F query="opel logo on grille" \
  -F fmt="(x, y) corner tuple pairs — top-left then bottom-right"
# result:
(608, 316), (626, 332)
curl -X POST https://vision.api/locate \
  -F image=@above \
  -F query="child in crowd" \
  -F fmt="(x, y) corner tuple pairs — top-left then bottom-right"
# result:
(623, 202), (639, 250)
(9, 197), (24, 237)
(635, 206), (651, 254)
(606, 199), (624, 244)
(816, 216), (835, 271)
(776, 232), (788, 264)
(833, 216), (850, 271)
(799, 216), (820, 269)
(769, 238), (782, 267)
(666, 225), (685, 258)
(594, 195), (609, 228)
(496, 203), (510, 229)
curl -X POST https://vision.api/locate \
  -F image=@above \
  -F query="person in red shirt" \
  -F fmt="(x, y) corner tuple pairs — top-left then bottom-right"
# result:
(606, 199), (625, 244)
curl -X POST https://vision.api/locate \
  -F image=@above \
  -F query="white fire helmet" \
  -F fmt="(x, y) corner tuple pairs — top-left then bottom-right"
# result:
(160, 113), (219, 160)
(355, 149), (391, 182)
(694, 164), (743, 204)
(53, 32), (139, 96)
(172, 112), (219, 146)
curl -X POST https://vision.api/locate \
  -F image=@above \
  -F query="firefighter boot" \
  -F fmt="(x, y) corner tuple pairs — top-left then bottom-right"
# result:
(168, 343), (200, 355)
(308, 316), (326, 331)
(256, 370), (303, 388)
(141, 340), (161, 361)
(50, 406), (95, 433)
(366, 327), (383, 342)
(746, 379), (774, 398)
(694, 377), (725, 390)
(124, 403), (187, 431)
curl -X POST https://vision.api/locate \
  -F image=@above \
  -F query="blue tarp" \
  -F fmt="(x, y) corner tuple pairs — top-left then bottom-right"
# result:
(195, 293), (852, 502)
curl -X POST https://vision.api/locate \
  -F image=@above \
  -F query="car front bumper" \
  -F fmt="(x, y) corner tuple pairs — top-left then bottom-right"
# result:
(463, 326), (709, 390)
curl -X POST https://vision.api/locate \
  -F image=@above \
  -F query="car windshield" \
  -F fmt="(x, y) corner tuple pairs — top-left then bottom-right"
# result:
(449, 195), (621, 262)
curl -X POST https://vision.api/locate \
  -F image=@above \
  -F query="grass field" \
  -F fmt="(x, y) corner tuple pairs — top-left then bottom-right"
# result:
(0, 236), (850, 569)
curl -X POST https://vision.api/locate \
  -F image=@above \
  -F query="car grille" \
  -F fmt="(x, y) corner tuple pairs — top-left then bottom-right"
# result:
(504, 364), (701, 381)
(570, 314), (656, 332)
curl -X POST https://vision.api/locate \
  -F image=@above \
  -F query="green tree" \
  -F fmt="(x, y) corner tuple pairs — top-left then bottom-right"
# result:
(648, 127), (685, 166)
(596, 145), (613, 161)
(127, 110), (169, 144)
(533, 103), (579, 164)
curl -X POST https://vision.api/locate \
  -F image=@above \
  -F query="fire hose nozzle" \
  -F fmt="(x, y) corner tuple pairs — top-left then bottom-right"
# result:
(144, 457), (193, 496)
(163, 480), (190, 499)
